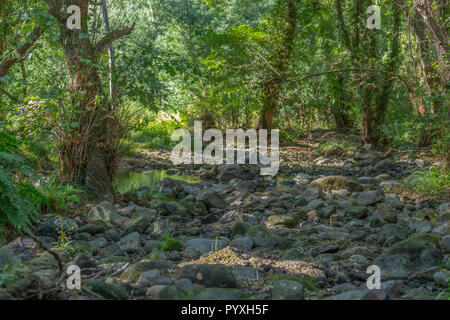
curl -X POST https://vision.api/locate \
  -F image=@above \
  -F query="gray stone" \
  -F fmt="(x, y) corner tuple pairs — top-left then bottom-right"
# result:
(442, 235), (450, 253)
(184, 238), (228, 258)
(178, 264), (237, 288)
(88, 201), (121, 224)
(37, 217), (78, 238)
(272, 280), (304, 300)
(197, 190), (227, 209)
(118, 232), (141, 253)
(192, 288), (248, 300)
(230, 236), (254, 251)
(356, 191), (384, 206)
(373, 233), (442, 279)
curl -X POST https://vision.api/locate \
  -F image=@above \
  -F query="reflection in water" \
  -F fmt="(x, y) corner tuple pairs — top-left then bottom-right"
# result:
(113, 170), (201, 194)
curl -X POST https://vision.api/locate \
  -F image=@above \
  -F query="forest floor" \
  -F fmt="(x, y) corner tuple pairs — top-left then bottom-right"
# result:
(0, 129), (449, 300)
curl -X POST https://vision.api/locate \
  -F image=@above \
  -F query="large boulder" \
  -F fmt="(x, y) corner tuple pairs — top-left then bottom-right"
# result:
(373, 233), (442, 279)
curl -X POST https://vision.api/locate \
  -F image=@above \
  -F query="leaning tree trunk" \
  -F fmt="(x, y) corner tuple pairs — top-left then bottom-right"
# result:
(259, 0), (297, 130)
(47, 0), (134, 198)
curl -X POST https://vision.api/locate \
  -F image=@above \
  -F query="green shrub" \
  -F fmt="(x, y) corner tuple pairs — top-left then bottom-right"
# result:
(0, 132), (47, 231)
(403, 166), (449, 196)
(38, 174), (85, 213)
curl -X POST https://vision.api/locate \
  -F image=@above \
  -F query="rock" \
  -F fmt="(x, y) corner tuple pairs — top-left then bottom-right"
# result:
(144, 240), (162, 253)
(384, 196), (404, 210)
(281, 248), (302, 260)
(356, 177), (380, 186)
(342, 205), (368, 219)
(327, 289), (371, 300)
(197, 190), (227, 209)
(319, 205), (336, 218)
(232, 266), (258, 281)
(322, 146), (344, 158)
(437, 202), (450, 216)
(231, 236), (254, 251)
(118, 232), (141, 253)
(88, 201), (121, 224)
(442, 235), (450, 253)
(0, 239), (34, 265)
(146, 285), (167, 299)
(267, 215), (298, 228)
(218, 164), (256, 183)
(118, 205), (136, 217)
(137, 269), (162, 287)
(302, 199), (325, 212)
(433, 221), (450, 236)
(71, 253), (96, 271)
(373, 233), (442, 279)
(152, 219), (175, 236)
(123, 216), (150, 233)
(272, 280), (304, 300)
(159, 178), (185, 196)
(379, 224), (408, 240)
(298, 187), (323, 202)
(37, 217), (78, 238)
(133, 208), (157, 220)
(121, 261), (173, 283)
(184, 201), (209, 216)
(231, 221), (250, 238)
(310, 176), (363, 192)
(434, 271), (448, 288)
(89, 237), (108, 249)
(178, 264), (237, 288)
(184, 238), (228, 258)
(192, 288), (248, 300)
(293, 173), (312, 186)
(246, 226), (288, 250)
(408, 219), (432, 233)
(356, 190), (384, 206)
(78, 221), (108, 235)
(85, 280), (129, 300)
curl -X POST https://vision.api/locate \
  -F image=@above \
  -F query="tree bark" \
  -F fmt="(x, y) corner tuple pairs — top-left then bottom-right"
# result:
(47, 0), (134, 198)
(259, 0), (297, 130)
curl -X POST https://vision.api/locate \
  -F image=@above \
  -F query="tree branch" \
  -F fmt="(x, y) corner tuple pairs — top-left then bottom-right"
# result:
(287, 68), (416, 97)
(0, 27), (43, 78)
(95, 23), (135, 53)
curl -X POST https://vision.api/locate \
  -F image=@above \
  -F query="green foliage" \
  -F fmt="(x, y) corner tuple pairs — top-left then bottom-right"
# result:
(160, 233), (183, 251)
(0, 132), (46, 231)
(403, 166), (449, 196)
(38, 174), (85, 213)
(128, 111), (188, 151)
(0, 260), (28, 288)
(52, 225), (74, 254)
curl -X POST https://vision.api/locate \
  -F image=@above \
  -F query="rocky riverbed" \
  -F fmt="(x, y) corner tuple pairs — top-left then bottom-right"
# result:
(1, 135), (449, 300)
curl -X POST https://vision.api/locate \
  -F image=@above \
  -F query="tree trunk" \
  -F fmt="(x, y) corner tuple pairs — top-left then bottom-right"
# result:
(47, 0), (134, 198)
(259, 0), (297, 129)
(101, 0), (116, 105)
(361, 2), (400, 147)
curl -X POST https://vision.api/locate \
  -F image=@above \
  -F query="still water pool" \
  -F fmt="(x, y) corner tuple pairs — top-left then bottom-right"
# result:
(113, 170), (201, 194)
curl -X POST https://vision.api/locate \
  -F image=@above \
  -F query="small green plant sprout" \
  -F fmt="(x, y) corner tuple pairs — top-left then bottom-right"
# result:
(211, 236), (219, 253)
(52, 225), (74, 253)
(160, 233), (183, 251)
